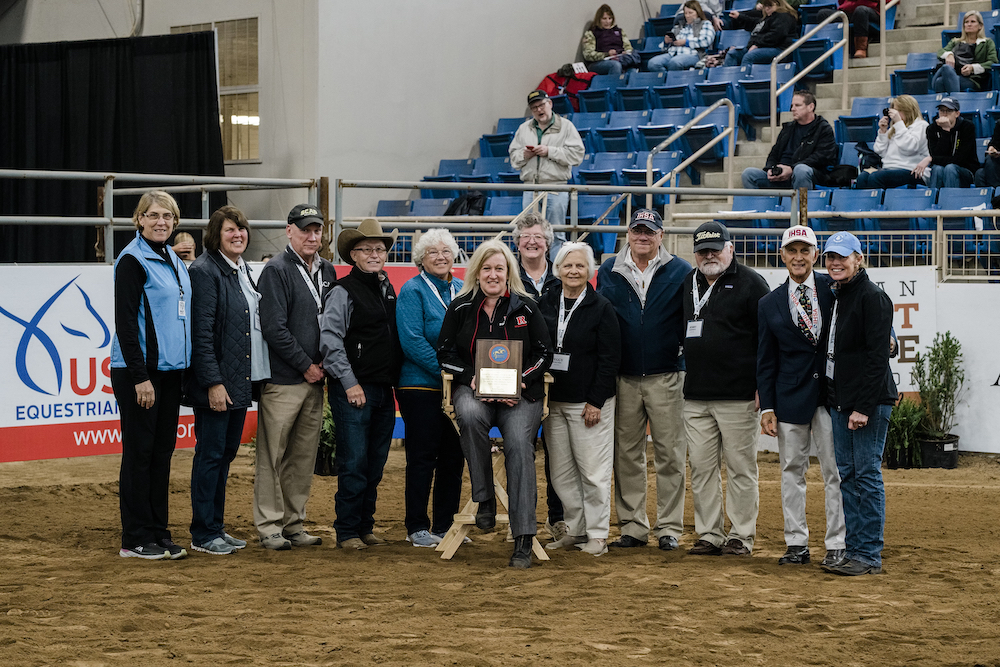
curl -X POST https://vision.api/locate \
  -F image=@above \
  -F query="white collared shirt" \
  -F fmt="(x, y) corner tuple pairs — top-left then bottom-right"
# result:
(624, 251), (662, 306)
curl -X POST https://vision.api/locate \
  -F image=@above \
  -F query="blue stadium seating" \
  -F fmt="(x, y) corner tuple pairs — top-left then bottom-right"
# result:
(798, 1), (838, 26)
(623, 150), (690, 205)
(656, 69), (706, 109)
(741, 63), (797, 122)
(728, 194), (785, 255)
(949, 91), (997, 137)
(410, 199), (450, 217)
(484, 196), (524, 217)
(645, 16), (676, 37)
(578, 152), (637, 186)
(550, 95), (574, 115)
(935, 187), (993, 257)
(594, 110), (652, 152)
(823, 188), (882, 233)
(872, 188), (935, 258)
(684, 106), (736, 163)
(578, 74), (628, 112)
(376, 200), (410, 217)
(718, 29), (751, 53)
(636, 36), (666, 69)
(479, 132), (513, 158)
(570, 111), (611, 153)
(496, 117), (527, 134)
(576, 194), (624, 254)
(618, 72), (666, 110)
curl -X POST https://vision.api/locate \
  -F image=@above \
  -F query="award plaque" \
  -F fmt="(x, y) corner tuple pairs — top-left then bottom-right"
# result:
(475, 339), (523, 399)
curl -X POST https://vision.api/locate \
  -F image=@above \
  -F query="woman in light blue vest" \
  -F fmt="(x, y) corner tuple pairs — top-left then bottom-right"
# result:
(110, 191), (192, 560)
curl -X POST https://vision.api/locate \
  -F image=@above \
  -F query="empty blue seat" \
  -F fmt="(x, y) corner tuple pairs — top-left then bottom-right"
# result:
(685, 106), (736, 163)
(718, 29), (751, 52)
(872, 187), (935, 258)
(891, 69), (933, 97)
(729, 194), (785, 256)
(578, 74), (628, 112)
(794, 36), (835, 81)
(935, 186), (993, 257)
(623, 150), (689, 205)
(804, 189), (832, 229)
(410, 199), (450, 217)
(798, 1), (838, 26)
(824, 188), (883, 233)
(636, 36), (666, 69)
(496, 117), (527, 134)
(549, 95), (574, 115)
(571, 111), (611, 153)
(976, 137), (992, 163)
(479, 132), (514, 158)
(595, 110), (652, 152)
(420, 175), (459, 200)
(578, 152), (637, 186)
(458, 157), (513, 198)
(840, 141), (860, 167)
(802, 23), (848, 69)
(437, 158), (475, 178)
(906, 52), (940, 70)
(576, 194), (623, 254)
(484, 196), (524, 217)
(641, 108), (695, 152)
(741, 63), (797, 122)
(656, 69), (706, 109)
(949, 91), (997, 137)
(836, 116), (879, 143)
(913, 93), (946, 123)
(375, 200), (410, 217)
(645, 16), (676, 37)
(618, 71), (666, 110)
(696, 66), (747, 107)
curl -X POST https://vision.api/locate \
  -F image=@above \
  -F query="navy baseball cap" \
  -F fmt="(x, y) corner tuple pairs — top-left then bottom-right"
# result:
(629, 208), (663, 231)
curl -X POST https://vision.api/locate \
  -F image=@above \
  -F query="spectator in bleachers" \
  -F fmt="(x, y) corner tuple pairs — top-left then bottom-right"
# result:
(741, 91), (838, 191)
(931, 12), (998, 94)
(724, 0), (799, 67)
(855, 95), (930, 189)
(914, 97), (980, 189)
(649, 1), (717, 72)
(509, 90), (586, 261)
(672, 0), (724, 32)
(582, 4), (639, 76)
(171, 231), (197, 263)
(816, 0), (879, 59)
(974, 122), (1000, 186)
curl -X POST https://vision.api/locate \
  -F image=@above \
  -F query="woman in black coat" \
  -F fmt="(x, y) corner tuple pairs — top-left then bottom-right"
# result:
(538, 243), (620, 557)
(184, 206), (270, 555)
(723, 0), (799, 67)
(821, 231), (896, 577)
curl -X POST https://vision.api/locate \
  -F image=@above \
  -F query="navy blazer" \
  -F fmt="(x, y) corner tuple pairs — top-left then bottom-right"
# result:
(756, 272), (834, 425)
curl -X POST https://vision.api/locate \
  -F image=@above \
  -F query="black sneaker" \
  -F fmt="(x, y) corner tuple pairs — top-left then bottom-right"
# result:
(157, 538), (188, 560)
(119, 543), (168, 560)
(609, 535), (648, 548)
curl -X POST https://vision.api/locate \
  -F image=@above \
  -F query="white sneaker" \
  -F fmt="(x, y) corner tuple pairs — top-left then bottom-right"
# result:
(406, 530), (442, 547)
(544, 519), (569, 541)
(545, 534), (587, 550)
(577, 538), (608, 556)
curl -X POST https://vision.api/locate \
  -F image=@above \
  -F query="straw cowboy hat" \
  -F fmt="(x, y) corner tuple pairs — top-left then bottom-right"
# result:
(337, 218), (398, 265)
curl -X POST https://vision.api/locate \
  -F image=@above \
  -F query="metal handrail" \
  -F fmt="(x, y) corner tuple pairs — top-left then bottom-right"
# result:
(641, 99), (738, 222)
(879, 0), (903, 82)
(770, 12), (850, 143)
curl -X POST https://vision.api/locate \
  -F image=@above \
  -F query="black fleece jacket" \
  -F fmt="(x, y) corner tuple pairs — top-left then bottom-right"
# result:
(926, 116), (980, 173)
(538, 284), (621, 407)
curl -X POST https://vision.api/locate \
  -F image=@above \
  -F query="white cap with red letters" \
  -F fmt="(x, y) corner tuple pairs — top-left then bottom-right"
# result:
(780, 225), (818, 249)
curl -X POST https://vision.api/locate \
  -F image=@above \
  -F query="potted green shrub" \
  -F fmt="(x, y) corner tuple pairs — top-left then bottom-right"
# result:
(911, 331), (965, 469)
(885, 396), (925, 469)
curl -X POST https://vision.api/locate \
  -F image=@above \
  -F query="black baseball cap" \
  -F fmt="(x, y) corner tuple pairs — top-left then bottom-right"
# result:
(692, 221), (731, 252)
(527, 90), (550, 106)
(629, 208), (663, 231)
(287, 204), (324, 229)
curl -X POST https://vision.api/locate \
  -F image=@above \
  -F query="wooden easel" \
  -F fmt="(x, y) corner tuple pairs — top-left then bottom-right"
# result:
(437, 372), (552, 561)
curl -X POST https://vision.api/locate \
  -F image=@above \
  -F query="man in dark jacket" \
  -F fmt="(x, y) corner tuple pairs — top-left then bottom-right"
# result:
(756, 225), (846, 568)
(741, 91), (838, 191)
(915, 97), (980, 189)
(254, 204), (337, 551)
(320, 218), (402, 550)
(683, 222), (770, 557)
(596, 209), (692, 552)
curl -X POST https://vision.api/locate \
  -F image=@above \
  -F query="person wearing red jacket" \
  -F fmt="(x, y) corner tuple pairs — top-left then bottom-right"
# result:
(817, 0), (879, 58)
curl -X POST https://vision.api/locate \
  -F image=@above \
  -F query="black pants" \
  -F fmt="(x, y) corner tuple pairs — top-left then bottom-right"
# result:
(396, 389), (466, 535)
(112, 368), (183, 548)
(817, 5), (879, 40)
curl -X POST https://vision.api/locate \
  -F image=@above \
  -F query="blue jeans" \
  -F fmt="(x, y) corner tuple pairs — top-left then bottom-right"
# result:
(856, 168), (919, 189)
(829, 403), (891, 567)
(742, 164), (815, 190)
(931, 65), (974, 94)
(648, 52), (700, 72)
(190, 406), (247, 544)
(522, 190), (568, 260)
(929, 163), (974, 189)
(453, 385), (543, 537)
(329, 382), (395, 541)
(588, 59), (623, 76)
(725, 46), (782, 67)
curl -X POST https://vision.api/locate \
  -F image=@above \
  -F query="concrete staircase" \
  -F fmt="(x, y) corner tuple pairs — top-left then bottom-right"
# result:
(669, 0), (988, 219)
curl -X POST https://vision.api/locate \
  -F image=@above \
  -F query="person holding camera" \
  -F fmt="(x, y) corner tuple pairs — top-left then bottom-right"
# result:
(740, 91), (838, 191)
(855, 95), (930, 190)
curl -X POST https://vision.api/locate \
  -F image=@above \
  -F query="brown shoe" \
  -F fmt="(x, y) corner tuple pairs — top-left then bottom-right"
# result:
(360, 533), (387, 546)
(853, 35), (869, 58)
(688, 539), (722, 556)
(720, 538), (751, 556)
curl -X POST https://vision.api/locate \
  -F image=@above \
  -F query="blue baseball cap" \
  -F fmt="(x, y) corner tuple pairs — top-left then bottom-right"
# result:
(823, 231), (863, 256)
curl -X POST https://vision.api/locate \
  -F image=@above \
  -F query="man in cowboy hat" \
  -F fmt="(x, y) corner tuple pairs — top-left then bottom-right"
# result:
(254, 204), (338, 550)
(320, 218), (403, 550)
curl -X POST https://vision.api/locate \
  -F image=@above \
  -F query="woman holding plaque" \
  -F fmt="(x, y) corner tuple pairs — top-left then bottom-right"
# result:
(437, 239), (553, 568)
(538, 242), (620, 557)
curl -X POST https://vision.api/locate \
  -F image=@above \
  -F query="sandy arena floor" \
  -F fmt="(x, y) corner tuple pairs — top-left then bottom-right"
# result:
(1, 444), (999, 667)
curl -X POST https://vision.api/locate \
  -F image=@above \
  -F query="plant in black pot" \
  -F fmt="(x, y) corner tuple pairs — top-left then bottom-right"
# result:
(911, 331), (965, 469)
(885, 396), (925, 469)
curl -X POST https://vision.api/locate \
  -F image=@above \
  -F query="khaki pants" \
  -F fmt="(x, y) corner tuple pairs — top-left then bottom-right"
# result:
(685, 399), (759, 550)
(253, 381), (324, 539)
(613, 372), (686, 541)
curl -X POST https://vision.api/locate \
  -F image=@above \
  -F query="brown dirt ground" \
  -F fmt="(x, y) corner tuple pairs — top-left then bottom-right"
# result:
(1, 445), (1000, 667)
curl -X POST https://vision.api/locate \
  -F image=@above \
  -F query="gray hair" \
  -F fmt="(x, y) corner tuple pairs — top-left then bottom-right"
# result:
(553, 242), (597, 281)
(412, 228), (460, 267)
(512, 212), (554, 249)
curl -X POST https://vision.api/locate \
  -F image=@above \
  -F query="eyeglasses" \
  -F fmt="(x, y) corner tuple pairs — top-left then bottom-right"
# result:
(143, 212), (174, 222)
(425, 248), (453, 258)
(628, 226), (659, 237)
(353, 246), (387, 256)
(519, 234), (547, 243)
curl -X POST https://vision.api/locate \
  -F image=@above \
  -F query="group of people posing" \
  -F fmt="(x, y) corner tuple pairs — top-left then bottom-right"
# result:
(111, 189), (895, 576)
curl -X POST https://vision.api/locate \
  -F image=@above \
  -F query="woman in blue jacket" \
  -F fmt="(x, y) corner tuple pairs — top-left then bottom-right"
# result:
(183, 206), (270, 555)
(396, 229), (465, 548)
(110, 191), (192, 560)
